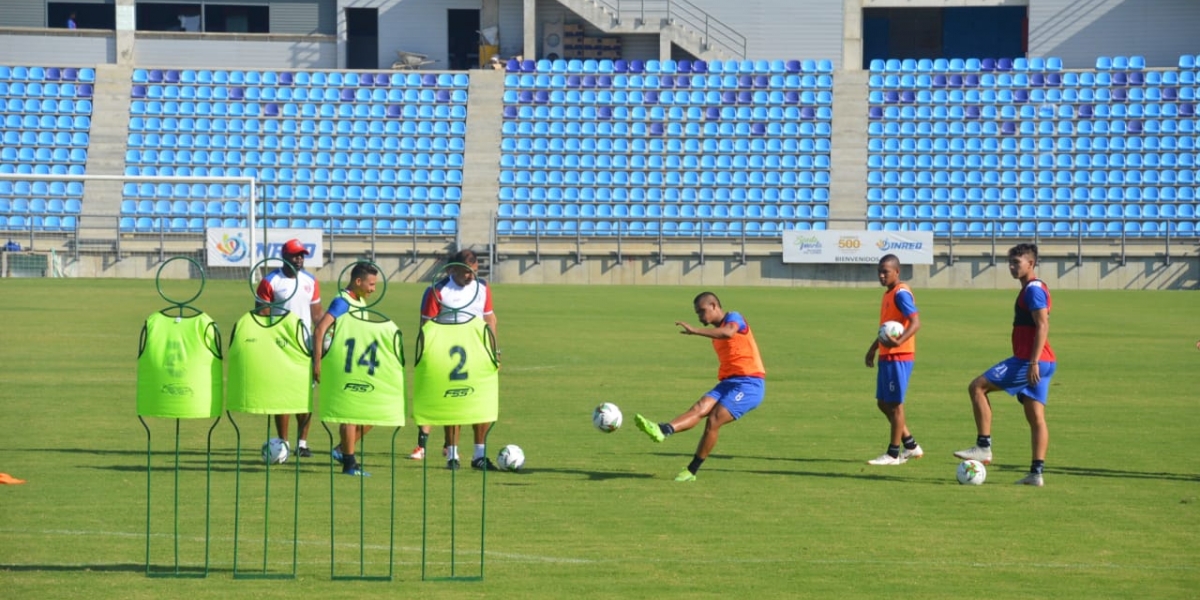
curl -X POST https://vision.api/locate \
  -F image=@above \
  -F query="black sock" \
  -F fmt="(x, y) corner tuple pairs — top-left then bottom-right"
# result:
(1031, 460), (1045, 475)
(660, 423), (675, 436)
(887, 444), (900, 458)
(342, 453), (356, 470)
(687, 455), (705, 475)
(902, 435), (917, 450)
(976, 435), (992, 448)
(417, 431), (429, 449)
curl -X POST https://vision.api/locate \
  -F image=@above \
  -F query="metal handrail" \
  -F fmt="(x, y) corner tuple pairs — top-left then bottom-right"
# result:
(586, 0), (747, 59)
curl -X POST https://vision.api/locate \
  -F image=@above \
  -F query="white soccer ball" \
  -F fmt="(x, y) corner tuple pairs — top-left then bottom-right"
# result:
(956, 460), (987, 485)
(878, 320), (905, 343)
(497, 444), (525, 472)
(262, 438), (289, 464)
(592, 402), (623, 433)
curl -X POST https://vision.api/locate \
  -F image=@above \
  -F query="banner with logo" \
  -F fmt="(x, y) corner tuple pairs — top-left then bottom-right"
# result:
(782, 230), (935, 265)
(205, 228), (324, 268)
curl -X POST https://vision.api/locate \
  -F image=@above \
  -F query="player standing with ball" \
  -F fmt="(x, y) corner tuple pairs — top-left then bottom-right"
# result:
(954, 243), (1056, 487)
(864, 254), (924, 466)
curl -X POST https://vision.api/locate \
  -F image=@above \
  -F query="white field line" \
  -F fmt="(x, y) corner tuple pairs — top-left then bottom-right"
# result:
(0, 528), (1195, 571)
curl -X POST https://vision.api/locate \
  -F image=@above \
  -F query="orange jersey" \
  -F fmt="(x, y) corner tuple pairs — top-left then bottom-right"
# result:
(713, 311), (766, 380)
(879, 283), (917, 359)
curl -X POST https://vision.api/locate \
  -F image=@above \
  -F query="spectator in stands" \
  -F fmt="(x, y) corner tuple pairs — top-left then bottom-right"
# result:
(410, 249), (500, 471)
(255, 239), (322, 458)
(67, 12), (77, 29)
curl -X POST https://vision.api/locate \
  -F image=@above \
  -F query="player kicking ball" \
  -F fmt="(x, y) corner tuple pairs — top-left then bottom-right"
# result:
(634, 292), (766, 482)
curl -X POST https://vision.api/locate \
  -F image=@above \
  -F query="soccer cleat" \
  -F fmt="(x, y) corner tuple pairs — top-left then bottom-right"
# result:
(446, 458), (461, 471)
(953, 445), (993, 464)
(471, 457), (498, 471)
(342, 467), (370, 477)
(901, 445), (924, 460)
(296, 446), (312, 459)
(867, 453), (907, 466)
(330, 446), (344, 465)
(1015, 472), (1044, 487)
(674, 468), (697, 482)
(408, 446), (425, 460)
(634, 414), (665, 443)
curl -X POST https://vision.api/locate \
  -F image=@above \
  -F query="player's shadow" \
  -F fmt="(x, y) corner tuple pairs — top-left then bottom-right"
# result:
(1052, 465), (1200, 483)
(521, 467), (655, 481)
(19, 447), (240, 457)
(703, 466), (929, 483)
(0, 563), (168, 573)
(651, 452), (867, 465)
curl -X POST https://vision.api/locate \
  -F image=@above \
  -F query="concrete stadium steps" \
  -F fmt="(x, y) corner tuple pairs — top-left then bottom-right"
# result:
(77, 64), (131, 247)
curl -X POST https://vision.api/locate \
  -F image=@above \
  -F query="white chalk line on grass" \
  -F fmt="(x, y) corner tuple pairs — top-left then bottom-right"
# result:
(1, 528), (1195, 572)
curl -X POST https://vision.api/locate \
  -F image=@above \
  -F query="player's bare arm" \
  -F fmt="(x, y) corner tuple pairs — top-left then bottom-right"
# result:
(677, 320), (737, 339)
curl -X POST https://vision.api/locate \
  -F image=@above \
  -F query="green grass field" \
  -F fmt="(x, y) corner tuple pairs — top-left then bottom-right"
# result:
(1, 278), (1197, 599)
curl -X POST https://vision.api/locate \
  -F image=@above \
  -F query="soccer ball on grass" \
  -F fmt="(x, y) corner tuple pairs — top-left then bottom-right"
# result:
(956, 460), (987, 485)
(262, 438), (289, 464)
(592, 402), (623, 432)
(497, 445), (525, 471)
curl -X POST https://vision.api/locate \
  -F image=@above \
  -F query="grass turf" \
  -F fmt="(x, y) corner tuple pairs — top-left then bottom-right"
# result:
(0, 279), (1197, 599)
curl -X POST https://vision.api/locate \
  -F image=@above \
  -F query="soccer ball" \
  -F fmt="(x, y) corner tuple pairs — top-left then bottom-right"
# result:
(956, 460), (987, 485)
(497, 445), (525, 471)
(592, 402), (623, 433)
(261, 438), (289, 464)
(878, 320), (905, 343)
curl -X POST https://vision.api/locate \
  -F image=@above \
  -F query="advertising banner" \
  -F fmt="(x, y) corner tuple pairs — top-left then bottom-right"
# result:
(782, 230), (935, 265)
(205, 228), (324, 268)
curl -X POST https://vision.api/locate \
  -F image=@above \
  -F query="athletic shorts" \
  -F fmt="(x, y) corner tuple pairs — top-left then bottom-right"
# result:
(876, 359), (914, 404)
(707, 376), (765, 420)
(983, 357), (1056, 404)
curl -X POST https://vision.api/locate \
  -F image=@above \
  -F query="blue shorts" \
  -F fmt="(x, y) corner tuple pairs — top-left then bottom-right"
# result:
(706, 376), (765, 420)
(983, 357), (1057, 404)
(876, 359), (913, 404)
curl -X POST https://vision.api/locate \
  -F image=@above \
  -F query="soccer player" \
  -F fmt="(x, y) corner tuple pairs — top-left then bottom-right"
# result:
(255, 238), (321, 458)
(864, 254), (924, 465)
(312, 262), (378, 476)
(954, 243), (1056, 487)
(633, 292), (766, 482)
(410, 249), (499, 471)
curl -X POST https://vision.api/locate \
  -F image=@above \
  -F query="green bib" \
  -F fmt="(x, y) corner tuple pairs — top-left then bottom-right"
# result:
(136, 311), (223, 418)
(413, 318), (499, 426)
(226, 311), (312, 414)
(318, 312), (406, 426)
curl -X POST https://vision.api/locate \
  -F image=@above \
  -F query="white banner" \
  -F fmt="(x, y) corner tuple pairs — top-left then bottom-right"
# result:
(782, 230), (935, 265)
(205, 228), (324, 268)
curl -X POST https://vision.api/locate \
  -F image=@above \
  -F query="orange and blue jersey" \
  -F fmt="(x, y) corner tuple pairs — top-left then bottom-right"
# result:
(1013, 279), (1055, 362)
(879, 283), (917, 361)
(713, 311), (765, 381)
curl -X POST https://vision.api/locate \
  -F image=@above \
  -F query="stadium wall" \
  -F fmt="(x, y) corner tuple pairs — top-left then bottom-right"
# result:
(134, 33), (337, 68)
(0, 29), (115, 66)
(338, 0), (486, 71)
(1028, 0), (1200, 69)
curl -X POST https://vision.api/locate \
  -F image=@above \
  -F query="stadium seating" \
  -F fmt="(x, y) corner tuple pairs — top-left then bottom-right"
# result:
(123, 68), (468, 234)
(0, 65), (93, 232)
(497, 59), (833, 237)
(866, 55), (1198, 237)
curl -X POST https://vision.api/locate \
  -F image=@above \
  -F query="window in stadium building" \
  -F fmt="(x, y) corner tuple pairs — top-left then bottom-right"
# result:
(49, 2), (117, 30)
(136, 3), (203, 32)
(862, 6), (1028, 68)
(204, 4), (269, 33)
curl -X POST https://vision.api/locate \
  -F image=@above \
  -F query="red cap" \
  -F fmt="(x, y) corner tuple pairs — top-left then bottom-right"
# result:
(281, 239), (309, 256)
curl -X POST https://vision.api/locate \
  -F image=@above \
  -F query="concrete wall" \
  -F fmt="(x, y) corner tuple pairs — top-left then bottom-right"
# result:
(134, 34), (337, 68)
(1028, 0), (1200, 69)
(489, 251), (1200, 290)
(337, 0), (483, 72)
(0, 29), (115, 65)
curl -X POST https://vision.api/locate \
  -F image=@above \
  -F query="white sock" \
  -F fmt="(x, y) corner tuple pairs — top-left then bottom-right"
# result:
(297, 440), (308, 449)
(473, 444), (486, 460)
(447, 445), (459, 460)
